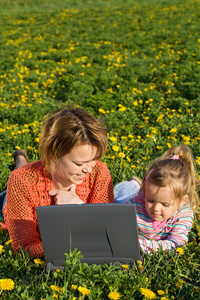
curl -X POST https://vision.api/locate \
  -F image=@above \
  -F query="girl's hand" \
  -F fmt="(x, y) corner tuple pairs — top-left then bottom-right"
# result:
(49, 184), (84, 205)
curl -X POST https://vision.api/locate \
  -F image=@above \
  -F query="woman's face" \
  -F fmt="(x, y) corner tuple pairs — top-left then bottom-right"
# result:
(52, 144), (97, 188)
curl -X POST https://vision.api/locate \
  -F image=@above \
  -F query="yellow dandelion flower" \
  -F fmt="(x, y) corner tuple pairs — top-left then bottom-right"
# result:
(52, 294), (58, 299)
(133, 101), (138, 106)
(170, 128), (177, 133)
(121, 264), (129, 269)
(128, 134), (134, 138)
(5, 239), (12, 246)
(176, 247), (184, 255)
(50, 285), (60, 292)
(7, 153), (12, 157)
(156, 146), (163, 150)
(161, 297), (170, 300)
(119, 152), (125, 158)
(78, 286), (91, 296)
(0, 279), (15, 291)
(108, 291), (121, 300)
(157, 290), (165, 295)
(167, 143), (172, 148)
(34, 258), (46, 266)
(0, 245), (5, 254)
(15, 146), (20, 150)
(110, 137), (118, 142)
(126, 156), (131, 162)
(140, 288), (156, 299)
(112, 145), (119, 152)
(71, 284), (77, 290)
(118, 106), (126, 112)
(98, 108), (106, 114)
(138, 264), (144, 270)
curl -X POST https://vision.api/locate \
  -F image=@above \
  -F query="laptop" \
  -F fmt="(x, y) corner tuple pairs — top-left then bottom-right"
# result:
(36, 203), (141, 272)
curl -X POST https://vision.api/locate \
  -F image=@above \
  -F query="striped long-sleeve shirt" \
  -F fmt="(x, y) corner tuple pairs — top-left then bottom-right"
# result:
(131, 195), (194, 254)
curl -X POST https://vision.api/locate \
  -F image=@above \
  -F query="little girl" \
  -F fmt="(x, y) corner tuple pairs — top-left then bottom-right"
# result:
(114, 144), (199, 254)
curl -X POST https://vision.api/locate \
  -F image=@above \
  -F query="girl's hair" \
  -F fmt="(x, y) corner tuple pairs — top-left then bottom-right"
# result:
(140, 144), (199, 211)
(39, 107), (108, 172)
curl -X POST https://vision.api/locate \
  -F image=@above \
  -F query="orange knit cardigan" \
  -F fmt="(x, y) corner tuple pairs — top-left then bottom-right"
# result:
(3, 160), (114, 258)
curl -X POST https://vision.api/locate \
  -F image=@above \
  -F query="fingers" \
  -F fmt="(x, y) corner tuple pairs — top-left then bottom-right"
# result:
(69, 184), (76, 192)
(49, 189), (58, 196)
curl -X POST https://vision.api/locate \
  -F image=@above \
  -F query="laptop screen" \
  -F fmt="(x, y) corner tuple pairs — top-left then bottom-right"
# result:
(36, 203), (140, 270)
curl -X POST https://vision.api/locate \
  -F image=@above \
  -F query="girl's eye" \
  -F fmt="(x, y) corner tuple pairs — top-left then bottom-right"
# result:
(163, 204), (169, 207)
(147, 199), (154, 203)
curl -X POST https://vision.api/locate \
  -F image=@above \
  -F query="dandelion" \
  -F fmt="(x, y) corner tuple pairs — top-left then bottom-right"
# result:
(175, 279), (185, 289)
(133, 101), (138, 106)
(112, 145), (119, 152)
(71, 284), (77, 290)
(161, 297), (170, 300)
(140, 288), (156, 299)
(176, 247), (184, 255)
(78, 286), (91, 296)
(108, 291), (121, 300)
(34, 258), (46, 266)
(170, 128), (177, 133)
(119, 106), (126, 112)
(157, 290), (165, 295)
(0, 279), (15, 291)
(137, 260), (144, 270)
(128, 134), (134, 138)
(50, 285), (60, 292)
(119, 152), (125, 158)
(121, 264), (129, 269)
(5, 239), (12, 246)
(156, 146), (163, 150)
(98, 108), (106, 114)
(167, 143), (172, 148)
(0, 245), (5, 254)
(110, 137), (117, 142)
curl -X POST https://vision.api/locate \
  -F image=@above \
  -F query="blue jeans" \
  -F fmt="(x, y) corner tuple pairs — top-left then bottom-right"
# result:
(114, 181), (140, 203)
(0, 190), (6, 219)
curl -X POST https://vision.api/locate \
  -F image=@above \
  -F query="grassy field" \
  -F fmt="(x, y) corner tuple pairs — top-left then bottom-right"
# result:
(0, 0), (200, 298)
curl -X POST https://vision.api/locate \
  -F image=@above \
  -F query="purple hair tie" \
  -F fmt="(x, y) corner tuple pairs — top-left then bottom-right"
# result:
(146, 168), (154, 179)
(171, 155), (179, 160)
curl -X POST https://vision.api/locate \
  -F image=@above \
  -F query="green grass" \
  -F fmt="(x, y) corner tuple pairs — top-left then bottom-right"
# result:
(0, 0), (200, 298)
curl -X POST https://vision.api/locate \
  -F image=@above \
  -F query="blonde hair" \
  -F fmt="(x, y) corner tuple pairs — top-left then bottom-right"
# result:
(140, 144), (199, 211)
(39, 108), (108, 172)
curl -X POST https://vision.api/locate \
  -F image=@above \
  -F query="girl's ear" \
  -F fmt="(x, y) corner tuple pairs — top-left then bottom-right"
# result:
(181, 194), (189, 206)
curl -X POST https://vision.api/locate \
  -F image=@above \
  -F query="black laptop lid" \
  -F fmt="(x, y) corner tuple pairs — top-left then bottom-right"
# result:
(36, 203), (140, 267)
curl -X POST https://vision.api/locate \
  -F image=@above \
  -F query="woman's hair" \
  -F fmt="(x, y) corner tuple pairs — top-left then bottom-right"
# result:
(39, 107), (108, 172)
(140, 144), (199, 211)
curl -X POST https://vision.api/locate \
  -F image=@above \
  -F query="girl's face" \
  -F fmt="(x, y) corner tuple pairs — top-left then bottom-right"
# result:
(144, 180), (180, 221)
(52, 144), (97, 188)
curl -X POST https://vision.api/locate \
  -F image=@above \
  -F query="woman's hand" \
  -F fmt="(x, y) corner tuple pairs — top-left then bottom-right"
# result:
(49, 184), (84, 205)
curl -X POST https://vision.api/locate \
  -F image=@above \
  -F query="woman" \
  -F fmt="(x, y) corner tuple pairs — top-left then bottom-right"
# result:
(3, 108), (114, 258)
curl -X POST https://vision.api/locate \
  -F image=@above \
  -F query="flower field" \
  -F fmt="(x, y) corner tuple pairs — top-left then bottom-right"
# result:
(0, 0), (200, 298)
